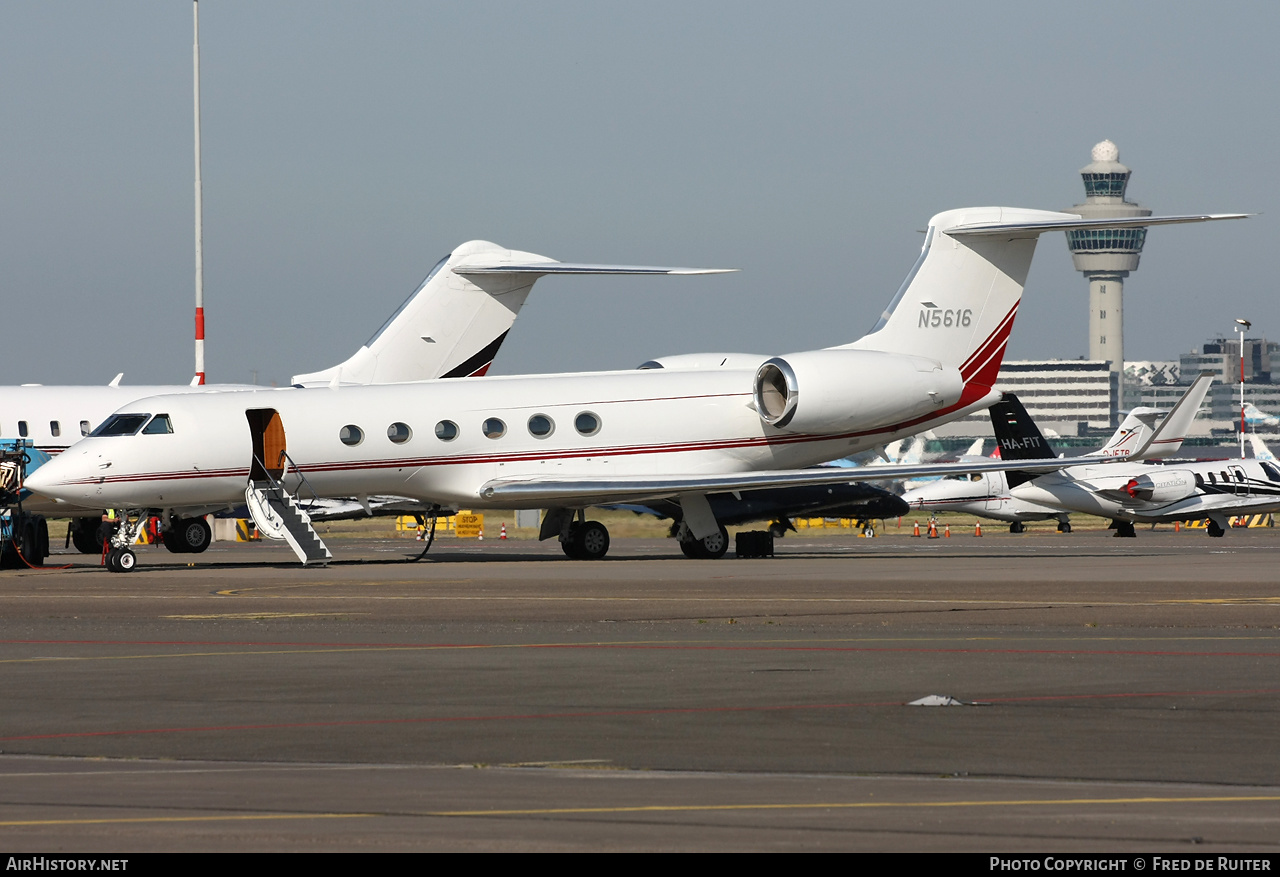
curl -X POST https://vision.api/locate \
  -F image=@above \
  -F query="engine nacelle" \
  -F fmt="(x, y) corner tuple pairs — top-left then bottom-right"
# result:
(1114, 470), (1197, 504)
(753, 349), (963, 435)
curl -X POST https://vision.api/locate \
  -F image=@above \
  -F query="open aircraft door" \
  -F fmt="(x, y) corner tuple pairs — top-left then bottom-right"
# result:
(246, 409), (287, 482)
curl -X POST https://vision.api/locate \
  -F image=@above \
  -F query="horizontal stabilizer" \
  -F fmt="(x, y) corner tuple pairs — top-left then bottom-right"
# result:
(948, 213), (1251, 239)
(479, 456), (1116, 506)
(453, 264), (736, 276)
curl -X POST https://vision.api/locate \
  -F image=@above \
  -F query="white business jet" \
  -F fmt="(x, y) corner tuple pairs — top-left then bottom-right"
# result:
(902, 374), (1214, 532)
(5, 241), (725, 555)
(26, 207), (1247, 570)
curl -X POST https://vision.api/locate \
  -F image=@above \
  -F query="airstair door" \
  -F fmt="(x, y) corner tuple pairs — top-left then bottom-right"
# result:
(246, 409), (286, 481)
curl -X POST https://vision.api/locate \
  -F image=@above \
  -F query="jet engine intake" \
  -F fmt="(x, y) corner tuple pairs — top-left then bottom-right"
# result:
(753, 349), (962, 435)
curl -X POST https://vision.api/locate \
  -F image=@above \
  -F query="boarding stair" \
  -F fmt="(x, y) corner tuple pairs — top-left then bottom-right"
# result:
(245, 454), (331, 565)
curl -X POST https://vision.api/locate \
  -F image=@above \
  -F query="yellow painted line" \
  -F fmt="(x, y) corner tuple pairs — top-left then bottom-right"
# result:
(163, 613), (361, 620)
(428, 794), (1280, 817)
(0, 812), (375, 828)
(214, 580), (471, 596)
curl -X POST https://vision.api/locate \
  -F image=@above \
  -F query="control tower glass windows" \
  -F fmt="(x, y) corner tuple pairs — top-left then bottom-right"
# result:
(1082, 172), (1130, 198)
(1067, 227), (1147, 253)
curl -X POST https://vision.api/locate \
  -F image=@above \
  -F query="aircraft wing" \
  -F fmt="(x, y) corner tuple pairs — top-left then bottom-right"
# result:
(454, 264), (736, 276)
(478, 457), (1102, 505)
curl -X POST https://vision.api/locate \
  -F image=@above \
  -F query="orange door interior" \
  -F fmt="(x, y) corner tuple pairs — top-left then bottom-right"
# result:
(246, 408), (287, 481)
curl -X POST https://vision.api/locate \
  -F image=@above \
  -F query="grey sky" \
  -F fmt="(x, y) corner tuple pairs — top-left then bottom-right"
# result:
(1, 2), (1274, 386)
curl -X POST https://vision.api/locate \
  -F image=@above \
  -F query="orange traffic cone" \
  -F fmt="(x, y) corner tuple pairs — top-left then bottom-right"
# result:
(944, 524), (951, 538)
(913, 520), (920, 537)
(500, 523), (508, 540)
(974, 521), (982, 537)
(478, 527), (484, 541)
(1174, 521), (1180, 532)
(927, 520), (938, 539)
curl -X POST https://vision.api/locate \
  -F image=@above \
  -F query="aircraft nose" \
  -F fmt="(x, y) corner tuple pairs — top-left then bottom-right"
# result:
(22, 453), (91, 499)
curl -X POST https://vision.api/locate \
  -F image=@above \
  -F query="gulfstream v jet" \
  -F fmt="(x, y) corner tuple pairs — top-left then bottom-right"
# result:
(26, 208), (1247, 570)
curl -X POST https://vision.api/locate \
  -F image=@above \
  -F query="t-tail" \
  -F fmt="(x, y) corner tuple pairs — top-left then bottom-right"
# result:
(292, 241), (734, 386)
(752, 208), (1244, 440)
(848, 208), (1249, 386)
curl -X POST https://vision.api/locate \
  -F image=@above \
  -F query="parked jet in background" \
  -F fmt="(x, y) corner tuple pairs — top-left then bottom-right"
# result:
(902, 375), (1214, 532)
(977, 376), (1280, 537)
(27, 207), (1247, 569)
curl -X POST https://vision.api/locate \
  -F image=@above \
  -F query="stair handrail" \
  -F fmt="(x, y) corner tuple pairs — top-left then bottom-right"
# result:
(250, 451), (320, 511)
(278, 450), (321, 509)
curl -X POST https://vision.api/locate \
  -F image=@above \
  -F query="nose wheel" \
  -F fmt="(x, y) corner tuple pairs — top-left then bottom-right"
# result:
(105, 547), (137, 573)
(101, 511), (147, 572)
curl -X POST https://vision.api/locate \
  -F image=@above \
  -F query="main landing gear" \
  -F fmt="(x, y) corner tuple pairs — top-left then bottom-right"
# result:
(163, 516), (212, 554)
(1009, 521), (1026, 534)
(1112, 520), (1137, 538)
(561, 519), (611, 560)
(678, 524), (729, 559)
(1206, 518), (1226, 538)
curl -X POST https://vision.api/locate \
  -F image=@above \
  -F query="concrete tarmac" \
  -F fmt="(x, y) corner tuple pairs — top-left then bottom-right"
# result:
(1, 529), (1278, 851)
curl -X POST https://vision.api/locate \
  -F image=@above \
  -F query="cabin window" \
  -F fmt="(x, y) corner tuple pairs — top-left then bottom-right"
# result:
(90, 414), (150, 437)
(528, 414), (554, 438)
(142, 414), (173, 435)
(387, 422), (412, 444)
(18, 421), (28, 437)
(50, 421), (61, 437)
(575, 412), (601, 436)
(1207, 472), (1216, 484)
(1194, 473), (1205, 488)
(80, 420), (91, 436)
(339, 425), (364, 446)
(434, 420), (458, 442)
(482, 417), (506, 439)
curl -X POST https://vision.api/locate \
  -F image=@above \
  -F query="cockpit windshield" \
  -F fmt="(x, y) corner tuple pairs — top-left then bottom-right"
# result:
(90, 414), (151, 437)
(142, 414), (173, 435)
(1261, 462), (1280, 482)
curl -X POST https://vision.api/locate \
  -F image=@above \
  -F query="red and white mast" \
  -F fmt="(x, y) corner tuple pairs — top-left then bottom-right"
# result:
(193, 0), (206, 384)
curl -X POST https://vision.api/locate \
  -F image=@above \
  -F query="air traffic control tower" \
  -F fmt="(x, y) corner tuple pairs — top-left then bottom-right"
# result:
(1065, 140), (1152, 379)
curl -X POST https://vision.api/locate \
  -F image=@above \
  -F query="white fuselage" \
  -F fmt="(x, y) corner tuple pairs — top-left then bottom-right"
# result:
(1011, 459), (1280, 522)
(30, 361), (992, 513)
(902, 471), (1066, 523)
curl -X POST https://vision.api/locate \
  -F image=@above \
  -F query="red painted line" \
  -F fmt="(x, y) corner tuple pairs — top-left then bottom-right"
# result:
(6, 687), (1277, 743)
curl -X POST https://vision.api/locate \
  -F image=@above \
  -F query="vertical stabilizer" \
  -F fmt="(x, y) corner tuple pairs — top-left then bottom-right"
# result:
(292, 241), (551, 386)
(849, 208), (1078, 389)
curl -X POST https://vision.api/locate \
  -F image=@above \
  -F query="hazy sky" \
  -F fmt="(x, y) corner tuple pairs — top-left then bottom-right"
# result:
(2, 2), (1275, 386)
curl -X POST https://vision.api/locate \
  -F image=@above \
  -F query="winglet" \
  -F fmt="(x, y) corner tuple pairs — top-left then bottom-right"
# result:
(1127, 373), (1214, 460)
(108, 373), (124, 388)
